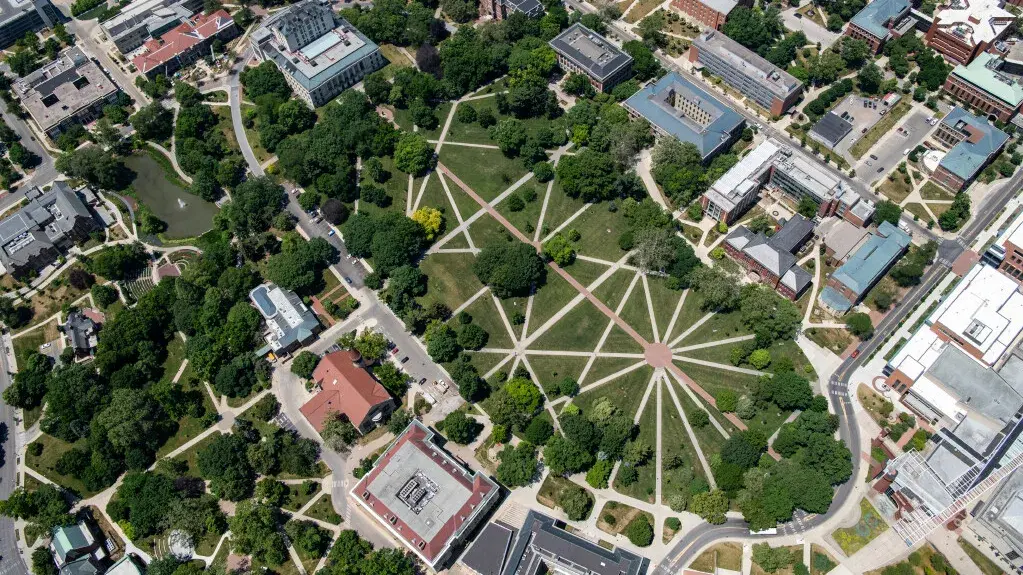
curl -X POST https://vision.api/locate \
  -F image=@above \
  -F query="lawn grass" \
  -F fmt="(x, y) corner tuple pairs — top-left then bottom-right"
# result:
(647, 277), (684, 339)
(304, 493), (343, 525)
(563, 258), (609, 288)
(958, 538), (1005, 575)
(12, 326), (49, 370)
(596, 501), (653, 537)
(526, 354), (589, 396)
(358, 155), (409, 217)
(670, 377), (734, 456)
(751, 545), (803, 575)
(530, 298), (613, 352)
(283, 481), (322, 512)
(313, 268), (341, 302)
(156, 363), (216, 457)
(467, 351), (512, 378)
(495, 182), (545, 237)
(928, 202), (950, 219)
(831, 499), (889, 556)
(582, 357), (644, 385)
(418, 252), (485, 312)
(683, 308), (750, 347)
(613, 395), (658, 503)
(920, 181), (957, 201)
(903, 202), (934, 225)
(568, 203), (631, 262)
(171, 431), (223, 477)
(467, 212), (516, 248)
(413, 172), (453, 216)
(379, 43), (413, 67)
(671, 290), (710, 343)
(456, 295), (514, 349)
(624, 0), (664, 22)
(806, 327), (855, 355)
(570, 365), (653, 420)
(851, 101), (912, 159)
(877, 175), (914, 204)
(440, 146), (529, 202)
(592, 268), (638, 311)
(539, 181), (588, 234)
(446, 98), (560, 146)
(212, 106), (241, 155)
(617, 278), (655, 342)
(811, 544), (839, 575)
(661, 383), (708, 497)
(599, 324), (646, 354)
(391, 102), (452, 140)
(26, 434), (100, 497)
(857, 384), (894, 427)
(674, 360), (762, 400)
(527, 273), (581, 337)
(690, 543), (744, 573)
(536, 475), (594, 519)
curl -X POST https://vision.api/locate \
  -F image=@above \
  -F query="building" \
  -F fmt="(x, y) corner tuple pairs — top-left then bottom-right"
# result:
(844, 0), (913, 53)
(248, 283), (321, 355)
(252, 0), (386, 108)
(700, 139), (778, 222)
(984, 208), (1023, 281)
(818, 221), (911, 313)
(101, 0), (202, 54)
(689, 30), (803, 116)
(351, 420), (499, 570)
(51, 521), (107, 575)
(0, 0), (61, 50)
(132, 9), (238, 78)
(549, 23), (633, 92)
(970, 467), (1023, 572)
(0, 183), (97, 277)
(809, 111), (854, 150)
(103, 557), (143, 575)
(723, 215), (815, 300)
(820, 217), (871, 262)
(932, 107), (1009, 192)
(669, 0), (748, 30)
(478, 0), (543, 20)
(13, 47), (119, 140)
(925, 0), (1014, 65)
(299, 350), (397, 434)
(64, 310), (101, 359)
(944, 53), (1023, 123)
(623, 72), (744, 163)
(461, 511), (648, 575)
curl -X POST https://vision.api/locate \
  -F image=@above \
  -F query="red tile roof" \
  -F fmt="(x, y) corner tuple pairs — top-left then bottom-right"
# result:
(352, 422), (497, 565)
(299, 350), (392, 431)
(132, 10), (235, 74)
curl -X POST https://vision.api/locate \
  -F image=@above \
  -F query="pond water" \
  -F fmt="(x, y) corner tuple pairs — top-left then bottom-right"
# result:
(123, 154), (219, 240)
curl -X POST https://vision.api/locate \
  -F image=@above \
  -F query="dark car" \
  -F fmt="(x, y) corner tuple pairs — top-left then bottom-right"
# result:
(401, 356), (410, 363)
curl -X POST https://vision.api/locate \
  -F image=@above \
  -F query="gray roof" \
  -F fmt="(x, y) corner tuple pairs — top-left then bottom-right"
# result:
(65, 310), (98, 352)
(0, 182), (95, 273)
(849, 0), (911, 40)
(0, 0), (56, 28)
(59, 556), (103, 575)
(829, 220), (911, 296)
(549, 23), (632, 83)
(694, 31), (802, 100)
(624, 72), (744, 161)
(461, 522), (517, 575)
(249, 283), (320, 352)
(810, 112), (854, 148)
(927, 346), (1023, 426)
(13, 47), (118, 132)
(501, 511), (647, 575)
(725, 215), (813, 294)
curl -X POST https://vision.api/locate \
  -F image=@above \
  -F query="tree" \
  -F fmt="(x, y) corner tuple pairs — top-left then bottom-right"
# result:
(95, 389), (168, 457)
(292, 351), (319, 379)
(393, 132), (434, 175)
(222, 177), (286, 236)
(722, 6), (782, 53)
(473, 242), (546, 298)
(624, 516), (653, 547)
(717, 390), (738, 413)
(442, 411), (481, 444)
(425, 321), (461, 363)
(840, 37), (870, 68)
(239, 61), (292, 100)
(563, 73), (595, 97)
(857, 63), (883, 94)
(740, 285), (802, 343)
(497, 442), (537, 487)
(322, 198), (349, 225)
(556, 149), (619, 202)
(543, 434), (594, 476)
(229, 501), (288, 566)
(524, 417), (554, 445)
(623, 40), (661, 80)
(560, 485), (593, 520)
(32, 547), (57, 575)
(586, 460), (613, 488)
(56, 145), (129, 190)
(753, 544), (795, 573)
(542, 234), (576, 266)
(441, 0), (476, 22)
(767, 371), (814, 411)
(197, 434), (255, 501)
(749, 349), (771, 369)
(874, 200), (902, 226)
(109, 472), (178, 538)
(321, 412), (359, 453)
(689, 266), (741, 311)
(457, 323), (489, 350)
(4, 352), (50, 409)
(845, 312), (874, 339)
(286, 520), (331, 558)
(490, 118), (528, 156)
(691, 489), (729, 524)
(264, 236), (335, 293)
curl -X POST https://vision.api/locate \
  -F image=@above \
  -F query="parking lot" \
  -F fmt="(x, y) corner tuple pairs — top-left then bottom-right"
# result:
(854, 109), (936, 186)
(832, 95), (889, 157)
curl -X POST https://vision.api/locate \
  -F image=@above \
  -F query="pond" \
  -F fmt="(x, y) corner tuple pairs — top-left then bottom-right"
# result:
(123, 153), (219, 240)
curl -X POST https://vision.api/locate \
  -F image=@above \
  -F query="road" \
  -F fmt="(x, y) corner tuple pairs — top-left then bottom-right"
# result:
(0, 333), (30, 575)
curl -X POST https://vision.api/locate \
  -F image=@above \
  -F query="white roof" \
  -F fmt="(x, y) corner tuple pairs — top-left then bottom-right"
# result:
(931, 264), (1023, 365)
(935, 0), (1013, 45)
(704, 139), (779, 211)
(995, 207), (1023, 250)
(889, 328), (945, 381)
(910, 374), (968, 422)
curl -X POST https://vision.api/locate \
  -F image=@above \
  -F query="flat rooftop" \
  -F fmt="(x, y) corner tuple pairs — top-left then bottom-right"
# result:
(950, 52), (1023, 108)
(0, 0), (52, 27)
(931, 263), (1023, 365)
(549, 23), (632, 82)
(772, 148), (844, 198)
(13, 47), (117, 132)
(694, 30), (802, 99)
(934, 0), (1013, 46)
(704, 138), (780, 211)
(353, 421), (498, 567)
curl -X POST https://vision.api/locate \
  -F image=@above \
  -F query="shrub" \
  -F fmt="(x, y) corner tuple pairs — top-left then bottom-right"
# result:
(665, 517), (681, 530)
(624, 516), (653, 547)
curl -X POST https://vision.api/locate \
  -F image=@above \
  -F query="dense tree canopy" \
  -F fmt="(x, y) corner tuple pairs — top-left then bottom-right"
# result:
(473, 242), (546, 298)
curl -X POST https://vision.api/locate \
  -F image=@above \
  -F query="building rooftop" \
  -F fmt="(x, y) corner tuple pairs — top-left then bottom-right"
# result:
(132, 9), (234, 74)
(0, 182), (94, 273)
(624, 72), (743, 160)
(820, 218), (871, 261)
(0, 0), (55, 27)
(500, 511), (647, 575)
(694, 30), (802, 100)
(699, 0), (741, 14)
(13, 47), (117, 133)
(703, 138), (779, 212)
(65, 310), (99, 353)
(300, 350), (393, 431)
(549, 23), (632, 83)
(497, 0), (543, 16)
(938, 106), (1010, 181)
(934, 0), (1014, 47)
(105, 556), (143, 575)
(725, 215), (814, 293)
(931, 264), (1023, 365)
(849, 0), (911, 40)
(950, 52), (1023, 108)
(101, 0), (192, 41)
(773, 147), (846, 199)
(248, 283), (319, 351)
(810, 111), (854, 149)
(253, 2), (380, 93)
(822, 220), (911, 311)
(975, 466), (1023, 556)
(460, 521), (517, 575)
(352, 421), (499, 567)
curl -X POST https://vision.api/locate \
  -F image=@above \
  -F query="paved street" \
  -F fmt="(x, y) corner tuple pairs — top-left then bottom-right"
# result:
(0, 333), (30, 575)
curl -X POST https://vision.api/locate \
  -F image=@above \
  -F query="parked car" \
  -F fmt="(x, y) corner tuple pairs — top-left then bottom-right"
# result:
(401, 356), (410, 363)
(344, 276), (352, 284)
(390, 347), (400, 355)
(436, 380), (450, 392)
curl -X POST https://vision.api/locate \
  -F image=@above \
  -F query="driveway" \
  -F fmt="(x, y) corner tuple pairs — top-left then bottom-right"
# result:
(853, 109), (934, 187)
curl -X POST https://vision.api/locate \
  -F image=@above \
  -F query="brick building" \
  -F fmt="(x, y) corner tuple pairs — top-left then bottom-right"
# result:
(943, 52), (1023, 123)
(549, 24), (633, 92)
(132, 9), (238, 78)
(669, 0), (748, 30)
(925, 0), (1014, 65)
(299, 350), (396, 434)
(723, 215), (815, 299)
(818, 221), (911, 313)
(844, 0), (913, 53)
(931, 106), (1009, 192)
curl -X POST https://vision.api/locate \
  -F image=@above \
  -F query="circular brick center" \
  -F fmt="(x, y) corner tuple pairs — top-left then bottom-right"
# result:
(644, 342), (673, 368)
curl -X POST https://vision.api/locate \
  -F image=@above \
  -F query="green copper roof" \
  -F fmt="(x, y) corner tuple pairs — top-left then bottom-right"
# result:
(950, 52), (1023, 108)
(52, 524), (91, 562)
